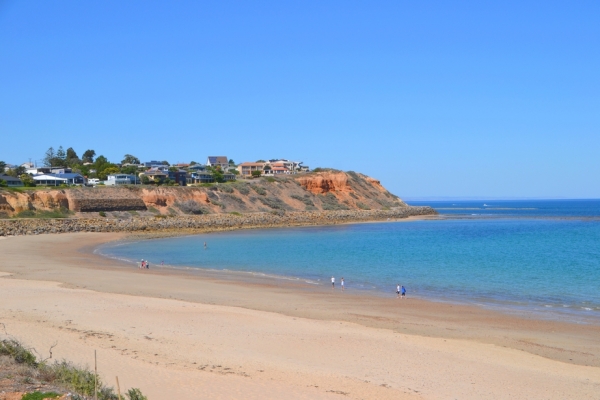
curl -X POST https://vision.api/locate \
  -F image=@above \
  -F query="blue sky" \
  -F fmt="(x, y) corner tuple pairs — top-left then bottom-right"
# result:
(1, 1), (598, 198)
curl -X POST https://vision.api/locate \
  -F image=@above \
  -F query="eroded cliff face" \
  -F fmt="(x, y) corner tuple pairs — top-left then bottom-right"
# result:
(0, 171), (408, 217)
(296, 172), (353, 194)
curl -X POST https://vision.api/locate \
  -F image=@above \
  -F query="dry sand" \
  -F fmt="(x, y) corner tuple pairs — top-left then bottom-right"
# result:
(0, 233), (599, 399)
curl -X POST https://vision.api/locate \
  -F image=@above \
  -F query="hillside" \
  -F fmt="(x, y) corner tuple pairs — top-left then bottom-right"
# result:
(0, 171), (411, 218)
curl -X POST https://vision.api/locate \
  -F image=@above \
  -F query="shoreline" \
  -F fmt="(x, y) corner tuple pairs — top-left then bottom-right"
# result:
(96, 218), (600, 325)
(97, 235), (600, 326)
(1, 232), (600, 399)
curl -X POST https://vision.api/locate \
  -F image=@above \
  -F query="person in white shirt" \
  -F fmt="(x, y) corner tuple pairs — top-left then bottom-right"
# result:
(331, 276), (335, 289)
(341, 277), (345, 291)
(396, 284), (401, 298)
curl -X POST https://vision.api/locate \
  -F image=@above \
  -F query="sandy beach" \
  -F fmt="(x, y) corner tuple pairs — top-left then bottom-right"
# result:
(1, 233), (599, 399)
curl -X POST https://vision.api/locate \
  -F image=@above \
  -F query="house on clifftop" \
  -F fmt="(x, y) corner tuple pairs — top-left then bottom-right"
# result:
(206, 156), (229, 170)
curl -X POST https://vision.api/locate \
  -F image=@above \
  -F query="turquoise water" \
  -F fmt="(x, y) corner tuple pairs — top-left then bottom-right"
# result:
(99, 200), (600, 322)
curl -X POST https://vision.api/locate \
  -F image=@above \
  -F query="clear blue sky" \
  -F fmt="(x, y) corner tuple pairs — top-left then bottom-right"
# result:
(1, 1), (598, 198)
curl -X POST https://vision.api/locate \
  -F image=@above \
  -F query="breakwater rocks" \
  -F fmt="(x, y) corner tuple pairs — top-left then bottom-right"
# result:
(0, 207), (436, 237)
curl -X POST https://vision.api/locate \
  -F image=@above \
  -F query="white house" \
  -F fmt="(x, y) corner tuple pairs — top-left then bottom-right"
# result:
(105, 174), (141, 185)
(33, 173), (85, 186)
(206, 156), (229, 170)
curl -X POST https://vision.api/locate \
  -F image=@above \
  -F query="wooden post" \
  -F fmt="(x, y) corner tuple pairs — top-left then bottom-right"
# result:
(116, 376), (122, 400)
(94, 350), (98, 400)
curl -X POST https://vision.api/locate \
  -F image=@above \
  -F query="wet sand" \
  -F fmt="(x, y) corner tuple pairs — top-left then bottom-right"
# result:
(0, 233), (599, 399)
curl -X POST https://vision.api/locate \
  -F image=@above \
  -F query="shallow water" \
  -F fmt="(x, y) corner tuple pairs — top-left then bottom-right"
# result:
(99, 199), (600, 322)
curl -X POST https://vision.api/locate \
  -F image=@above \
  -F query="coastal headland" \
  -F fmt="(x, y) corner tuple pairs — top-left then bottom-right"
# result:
(0, 170), (437, 236)
(1, 232), (599, 399)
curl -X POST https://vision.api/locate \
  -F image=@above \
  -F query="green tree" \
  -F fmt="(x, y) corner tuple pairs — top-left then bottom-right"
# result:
(0, 161), (6, 174)
(66, 147), (77, 160)
(0, 179), (6, 187)
(98, 166), (120, 180)
(120, 165), (139, 175)
(251, 170), (262, 178)
(20, 174), (36, 187)
(161, 160), (170, 166)
(82, 149), (96, 163)
(229, 159), (235, 166)
(6, 166), (26, 177)
(122, 154), (140, 164)
(190, 161), (197, 166)
(43, 147), (56, 167)
(93, 155), (112, 179)
(55, 146), (66, 164)
(256, 159), (266, 163)
(65, 147), (81, 166)
(208, 166), (225, 183)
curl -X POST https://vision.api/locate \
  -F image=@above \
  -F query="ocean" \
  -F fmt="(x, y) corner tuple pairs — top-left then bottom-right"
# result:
(99, 199), (600, 322)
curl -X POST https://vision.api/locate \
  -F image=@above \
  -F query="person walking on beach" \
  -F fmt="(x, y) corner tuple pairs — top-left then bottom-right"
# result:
(396, 284), (401, 298)
(341, 277), (345, 291)
(331, 276), (335, 289)
(401, 285), (406, 299)
(146, 260), (150, 269)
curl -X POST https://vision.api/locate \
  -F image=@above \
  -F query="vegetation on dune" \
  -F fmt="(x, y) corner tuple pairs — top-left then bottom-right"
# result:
(0, 339), (147, 400)
(175, 200), (208, 215)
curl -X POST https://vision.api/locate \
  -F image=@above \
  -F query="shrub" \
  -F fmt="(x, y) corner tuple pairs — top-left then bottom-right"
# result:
(47, 360), (118, 400)
(291, 194), (314, 206)
(22, 392), (61, 400)
(0, 339), (38, 367)
(218, 185), (234, 193)
(222, 193), (243, 204)
(147, 206), (159, 214)
(230, 211), (242, 216)
(320, 193), (349, 211)
(357, 203), (370, 210)
(99, 211), (107, 217)
(265, 177), (276, 183)
(236, 185), (250, 195)
(251, 186), (266, 196)
(15, 210), (36, 218)
(0, 179), (6, 187)
(126, 388), (148, 400)
(258, 197), (287, 210)
(211, 200), (224, 208)
(175, 200), (206, 215)
(251, 170), (262, 178)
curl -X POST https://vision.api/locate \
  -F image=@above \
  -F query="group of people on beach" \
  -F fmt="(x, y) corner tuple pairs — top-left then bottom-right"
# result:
(139, 259), (149, 269)
(331, 276), (345, 291)
(330, 276), (406, 298)
(396, 284), (406, 298)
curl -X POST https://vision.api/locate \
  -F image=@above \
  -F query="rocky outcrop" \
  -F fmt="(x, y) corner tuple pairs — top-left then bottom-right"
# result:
(296, 171), (353, 194)
(0, 207), (437, 237)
